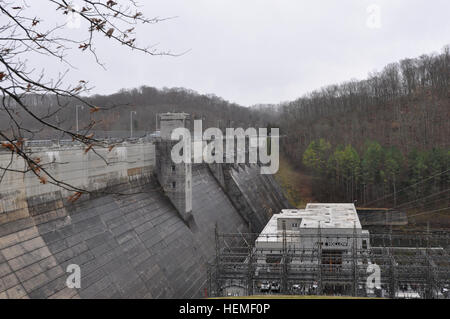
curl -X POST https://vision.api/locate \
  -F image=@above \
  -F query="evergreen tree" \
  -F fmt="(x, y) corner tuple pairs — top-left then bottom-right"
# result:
(407, 149), (428, 199)
(361, 141), (384, 203)
(425, 148), (448, 193)
(302, 139), (331, 176)
(341, 145), (360, 201)
(384, 147), (404, 205)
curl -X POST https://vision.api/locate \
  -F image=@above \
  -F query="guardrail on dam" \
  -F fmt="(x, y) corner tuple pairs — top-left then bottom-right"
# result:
(0, 140), (289, 298)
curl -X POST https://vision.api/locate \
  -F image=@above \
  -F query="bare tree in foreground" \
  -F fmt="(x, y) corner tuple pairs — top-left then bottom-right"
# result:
(0, 0), (174, 198)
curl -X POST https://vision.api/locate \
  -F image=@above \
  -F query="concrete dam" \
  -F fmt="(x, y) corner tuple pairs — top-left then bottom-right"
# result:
(0, 136), (290, 298)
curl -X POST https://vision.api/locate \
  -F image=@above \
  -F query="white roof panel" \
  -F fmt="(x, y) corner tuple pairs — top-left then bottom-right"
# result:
(259, 203), (362, 236)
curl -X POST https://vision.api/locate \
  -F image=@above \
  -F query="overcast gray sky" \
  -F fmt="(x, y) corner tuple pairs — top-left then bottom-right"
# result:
(30, 0), (450, 106)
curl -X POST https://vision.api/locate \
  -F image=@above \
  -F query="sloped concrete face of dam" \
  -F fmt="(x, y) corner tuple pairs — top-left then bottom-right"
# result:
(0, 142), (288, 298)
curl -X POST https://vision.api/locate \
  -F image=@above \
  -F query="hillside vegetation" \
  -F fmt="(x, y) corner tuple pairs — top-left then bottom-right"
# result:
(274, 46), (449, 224)
(2, 46), (448, 226)
(0, 87), (269, 139)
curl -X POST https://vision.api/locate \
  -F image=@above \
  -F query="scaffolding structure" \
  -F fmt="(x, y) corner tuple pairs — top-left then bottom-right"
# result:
(207, 229), (450, 299)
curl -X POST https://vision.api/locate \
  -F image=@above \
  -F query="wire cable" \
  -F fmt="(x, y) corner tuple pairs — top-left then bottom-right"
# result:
(363, 169), (450, 207)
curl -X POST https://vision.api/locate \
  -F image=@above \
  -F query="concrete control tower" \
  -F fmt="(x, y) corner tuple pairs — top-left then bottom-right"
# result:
(155, 113), (192, 222)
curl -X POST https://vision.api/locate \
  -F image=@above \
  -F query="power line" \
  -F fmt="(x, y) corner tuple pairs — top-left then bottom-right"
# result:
(395, 196), (450, 219)
(407, 206), (450, 218)
(391, 188), (450, 211)
(405, 195), (450, 210)
(364, 169), (450, 207)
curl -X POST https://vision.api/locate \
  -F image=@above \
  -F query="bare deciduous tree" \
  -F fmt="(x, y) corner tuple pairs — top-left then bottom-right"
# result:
(0, 0), (175, 197)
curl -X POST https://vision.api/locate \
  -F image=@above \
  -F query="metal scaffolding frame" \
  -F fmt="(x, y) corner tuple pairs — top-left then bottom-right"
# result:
(207, 230), (450, 299)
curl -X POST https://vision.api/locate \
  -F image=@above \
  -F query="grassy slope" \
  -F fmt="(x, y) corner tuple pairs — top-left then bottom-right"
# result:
(274, 155), (315, 208)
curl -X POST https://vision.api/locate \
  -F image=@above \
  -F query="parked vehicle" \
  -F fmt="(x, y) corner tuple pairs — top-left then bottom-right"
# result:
(260, 281), (270, 293)
(270, 281), (280, 293)
(292, 284), (303, 293)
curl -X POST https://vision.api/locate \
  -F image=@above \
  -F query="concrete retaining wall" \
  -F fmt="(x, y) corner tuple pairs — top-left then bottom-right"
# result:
(0, 166), (248, 298)
(0, 142), (289, 299)
(0, 142), (155, 224)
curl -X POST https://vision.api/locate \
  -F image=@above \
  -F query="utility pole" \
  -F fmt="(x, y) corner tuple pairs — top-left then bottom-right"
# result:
(317, 222), (322, 295)
(130, 111), (137, 138)
(247, 233), (254, 296)
(281, 222), (288, 294)
(214, 223), (220, 297)
(75, 105), (84, 134)
(393, 174), (397, 206)
(389, 251), (397, 299)
(352, 221), (358, 297)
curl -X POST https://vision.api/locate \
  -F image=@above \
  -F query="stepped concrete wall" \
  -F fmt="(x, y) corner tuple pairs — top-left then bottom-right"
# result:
(208, 163), (292, 233)
(226, 164), (292, 233)
(0, 142), (289, 298)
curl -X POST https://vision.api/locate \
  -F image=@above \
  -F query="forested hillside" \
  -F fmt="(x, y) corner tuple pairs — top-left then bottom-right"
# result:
(276, 46), (449, 214)
(302, 139), (448, 206)
(88, 87), (267, 130)
(0, 86), (266, 139)
(2, 45), (448, 218)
